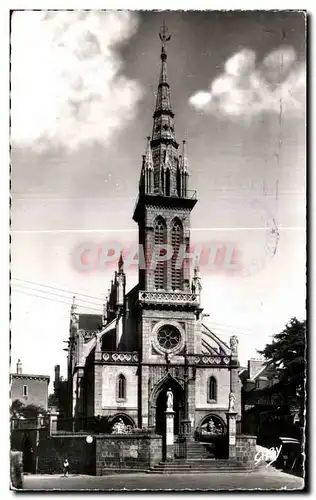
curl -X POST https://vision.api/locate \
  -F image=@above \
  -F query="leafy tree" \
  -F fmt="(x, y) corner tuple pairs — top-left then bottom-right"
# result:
(257, 317), (306, 420)
(48, 393), (58, 408)
(10, 399), (47, 418)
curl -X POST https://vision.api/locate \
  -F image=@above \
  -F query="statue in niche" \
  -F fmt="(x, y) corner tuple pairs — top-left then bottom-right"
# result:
(229, 391), (236, 411)
(230, 335), (238, 356)
(166, 388), (173, 411)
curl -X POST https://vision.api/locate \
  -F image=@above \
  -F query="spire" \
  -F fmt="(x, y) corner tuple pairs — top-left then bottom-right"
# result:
(118, 251), (124, 273)
(180, 140), (189, 173)
(152, 21), (177, 145)
(144, 136), (153, 170)
(158, 20), (170, 87)
(193, 256), (200, 278)
(71, 295), (77, 314)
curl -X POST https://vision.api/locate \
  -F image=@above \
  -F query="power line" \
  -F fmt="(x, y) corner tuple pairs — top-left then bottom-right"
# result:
(206, 320), (257, 334)
(11, 283), (104, 308)
(11, 288), (103, 313)
(11, 278), (105, 301)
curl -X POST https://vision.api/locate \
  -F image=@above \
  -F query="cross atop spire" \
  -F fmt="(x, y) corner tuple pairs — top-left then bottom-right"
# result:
(159, 19), (171, 46)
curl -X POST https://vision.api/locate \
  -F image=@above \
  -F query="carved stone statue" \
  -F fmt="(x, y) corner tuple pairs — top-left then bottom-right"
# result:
(229, 391), (236, 411)
(230, 335), (238, 356)
(207, 418), (216, 434)
(111, 418), (126, 434)
(166, 388), (173, 411)
(95, 333), (101, 352)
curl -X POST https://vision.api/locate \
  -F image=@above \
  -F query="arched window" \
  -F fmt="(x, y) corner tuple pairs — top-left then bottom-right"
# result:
(161, 168), (165, 194)
(117, 374), (126, 400)
(176, 165), (181, 196)
(154, 217), (167, 290)
(165, 169), (171, 196)
(171, 218), (183, 290)
(208, 376), (217, 402)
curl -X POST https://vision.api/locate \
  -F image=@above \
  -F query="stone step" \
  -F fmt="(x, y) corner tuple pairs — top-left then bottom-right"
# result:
(100, 468), (149, 475)
(146, 469), (253, 475)
(150, 459), (252, 473)
(151, 464), (247, 470)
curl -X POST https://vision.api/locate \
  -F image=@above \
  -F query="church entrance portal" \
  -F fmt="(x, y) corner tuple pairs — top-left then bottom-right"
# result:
(155, 379), (184, 436)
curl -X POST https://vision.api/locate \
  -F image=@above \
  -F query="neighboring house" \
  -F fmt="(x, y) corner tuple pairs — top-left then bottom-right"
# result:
(11, 360), (50, 411)
(240, 359), (299, 442)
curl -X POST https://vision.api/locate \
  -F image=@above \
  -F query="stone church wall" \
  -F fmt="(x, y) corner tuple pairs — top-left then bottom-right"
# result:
(195, 367), (230, 409)
(100, 365), (138, 421)
(141, 309), (197, 363)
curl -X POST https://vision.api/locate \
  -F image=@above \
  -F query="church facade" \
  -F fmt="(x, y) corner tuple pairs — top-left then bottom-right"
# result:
(67, 30), (242, 438)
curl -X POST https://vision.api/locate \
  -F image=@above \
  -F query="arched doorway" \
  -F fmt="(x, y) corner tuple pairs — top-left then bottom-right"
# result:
(22, 434), (34, 473)
(195, 414), (228, 459)
(153, 376), (184, 436)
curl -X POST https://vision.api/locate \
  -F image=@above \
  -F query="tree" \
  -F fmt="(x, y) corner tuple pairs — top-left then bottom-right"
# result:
(10, 400), (47, 419)
(257, 317), (306, 420)
(48, 393), (58, 408)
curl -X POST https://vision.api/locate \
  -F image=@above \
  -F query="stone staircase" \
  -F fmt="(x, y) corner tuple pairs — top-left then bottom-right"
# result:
(147, 459), (254, 474)
(148, 440), (254, 474)
(176, 441), (215, 459)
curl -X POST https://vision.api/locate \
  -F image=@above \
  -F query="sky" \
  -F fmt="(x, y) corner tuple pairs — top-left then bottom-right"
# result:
(10, 10), (306, 391)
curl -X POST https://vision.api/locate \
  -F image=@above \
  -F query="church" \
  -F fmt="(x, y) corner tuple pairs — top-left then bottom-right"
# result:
(67, 27), (242, 440)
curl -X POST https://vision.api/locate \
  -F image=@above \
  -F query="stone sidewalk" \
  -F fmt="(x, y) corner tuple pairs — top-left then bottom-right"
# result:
(21, 468), (304, 491)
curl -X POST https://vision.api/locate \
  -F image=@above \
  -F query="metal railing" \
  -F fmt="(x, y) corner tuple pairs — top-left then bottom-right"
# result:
(133, 189), (197, 214)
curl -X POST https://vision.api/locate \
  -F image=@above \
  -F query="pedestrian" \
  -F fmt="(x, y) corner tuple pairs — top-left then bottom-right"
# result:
(63, 458), (69, 477)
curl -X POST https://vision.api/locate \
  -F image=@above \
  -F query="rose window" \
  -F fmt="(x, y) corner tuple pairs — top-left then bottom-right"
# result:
(157, 325), (181, 351)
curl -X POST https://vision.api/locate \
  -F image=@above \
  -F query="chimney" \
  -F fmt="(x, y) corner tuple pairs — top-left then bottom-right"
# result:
(248, 359), (265, 379)
(54, 365), (60, 382)
(16, 359), (22, 374)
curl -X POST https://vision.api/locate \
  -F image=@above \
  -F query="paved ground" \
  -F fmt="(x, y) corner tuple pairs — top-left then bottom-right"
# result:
(21, 468), (304, 491)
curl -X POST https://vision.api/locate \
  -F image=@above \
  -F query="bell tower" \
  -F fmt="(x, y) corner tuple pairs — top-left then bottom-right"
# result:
(133, 22), (197, 294)
(133, 23), (202, 430)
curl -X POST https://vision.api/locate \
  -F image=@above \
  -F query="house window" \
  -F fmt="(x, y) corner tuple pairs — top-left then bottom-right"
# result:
(208, 377), (217, 402)
(117, 374), (126, 400)
(23, 385), (28, 398)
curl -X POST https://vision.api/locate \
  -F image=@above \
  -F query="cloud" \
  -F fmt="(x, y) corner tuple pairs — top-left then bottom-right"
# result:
(189, 46), (305, 119)
(11, 11), (143, 150)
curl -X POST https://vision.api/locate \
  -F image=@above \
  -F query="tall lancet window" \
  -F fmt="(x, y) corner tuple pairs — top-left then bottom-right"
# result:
(117, 374), (126, 400)
(154, 217), (167, 289)
(165, 169), (171, 196)
(171, 218), (183, 290)
(208, 376), (217, 402)
(161, 168), (165, 194)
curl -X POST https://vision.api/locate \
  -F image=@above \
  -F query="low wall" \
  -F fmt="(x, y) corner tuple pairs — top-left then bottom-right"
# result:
(95, 434), (162, 475)
(24, 431), (163, 476)
(38, 434), (95, 475)
(236, 434), (257, 468)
